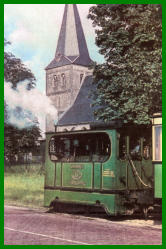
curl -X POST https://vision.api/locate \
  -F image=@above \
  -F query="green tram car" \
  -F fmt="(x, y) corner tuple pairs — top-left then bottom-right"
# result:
(44, 118), (162, 216)
(152, 113), (162, 200)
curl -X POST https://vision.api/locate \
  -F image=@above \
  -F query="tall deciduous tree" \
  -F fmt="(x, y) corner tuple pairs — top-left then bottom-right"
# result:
(88, 4), (162, 125)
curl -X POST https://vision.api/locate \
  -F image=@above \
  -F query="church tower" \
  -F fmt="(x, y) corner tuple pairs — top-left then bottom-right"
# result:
(45, 4), (93, 132)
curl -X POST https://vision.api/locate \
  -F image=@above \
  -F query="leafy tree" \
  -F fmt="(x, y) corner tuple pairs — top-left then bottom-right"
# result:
(4, 39), (35, 89)
(4, 39), (41, 165)
(88, 4), (162, 125)
(4, 123), (41, 165)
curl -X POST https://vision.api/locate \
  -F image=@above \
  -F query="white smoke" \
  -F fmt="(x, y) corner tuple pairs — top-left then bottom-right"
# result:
(4, 81), (58, 133)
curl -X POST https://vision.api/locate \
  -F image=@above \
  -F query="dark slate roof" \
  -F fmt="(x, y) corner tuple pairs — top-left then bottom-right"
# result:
(57, 76), (123, 129)
(46, 4), (92, 70)
(57, 76), (97, 126)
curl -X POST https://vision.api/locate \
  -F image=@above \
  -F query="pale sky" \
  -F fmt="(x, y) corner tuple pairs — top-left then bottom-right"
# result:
(4, 4), (105, 135)
(4, 4), (104, 94)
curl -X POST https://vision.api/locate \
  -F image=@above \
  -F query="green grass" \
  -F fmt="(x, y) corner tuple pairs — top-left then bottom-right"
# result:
(4, 164), (45, 208)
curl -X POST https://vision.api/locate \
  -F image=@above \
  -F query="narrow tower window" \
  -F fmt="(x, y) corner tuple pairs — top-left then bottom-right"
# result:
(80, 74), (84, 84)
(61, 73), (66, 88)
(53, 75), (58, 88)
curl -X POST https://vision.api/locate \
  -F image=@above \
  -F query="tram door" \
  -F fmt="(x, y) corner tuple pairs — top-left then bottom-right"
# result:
(152, 113), (162, 198)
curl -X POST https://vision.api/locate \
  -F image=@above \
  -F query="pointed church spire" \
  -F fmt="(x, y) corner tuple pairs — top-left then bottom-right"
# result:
(46, 4), (92, 69)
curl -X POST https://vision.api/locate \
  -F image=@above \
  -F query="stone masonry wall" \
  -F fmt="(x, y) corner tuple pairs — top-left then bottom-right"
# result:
(45, 64), (92, 132)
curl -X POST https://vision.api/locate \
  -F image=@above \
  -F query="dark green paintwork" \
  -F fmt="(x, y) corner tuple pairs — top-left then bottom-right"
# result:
(44, 129), (155, 215)
(154, 163), (162, 198)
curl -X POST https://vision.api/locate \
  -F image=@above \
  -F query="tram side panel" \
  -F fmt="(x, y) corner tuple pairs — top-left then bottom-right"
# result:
(154, 163), (162, 199)
(152, 115), (162, 199)
(44, 130), (126, 215)
(44, 134), (55, 188)
(116, 130), (154, 212)
(44, 134), (56, 206)
(44, 129), (155, 215)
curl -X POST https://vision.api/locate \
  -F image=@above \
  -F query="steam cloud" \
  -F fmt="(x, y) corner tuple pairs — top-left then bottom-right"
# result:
(4, 81), (58, 132)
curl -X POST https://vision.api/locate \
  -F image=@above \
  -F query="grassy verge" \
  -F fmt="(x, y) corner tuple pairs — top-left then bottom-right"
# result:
(4, 164), (44, 208)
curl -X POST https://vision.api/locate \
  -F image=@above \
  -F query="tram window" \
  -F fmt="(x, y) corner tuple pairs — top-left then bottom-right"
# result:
(130, 137), (141, 160)
(154, 126), (162, 161)
(143, 137), (151, 160)
(49, 133), (111, 163)
(91, 135), (110, 162)
(119, 135), (126, 159)
(49, 138), (55, 153)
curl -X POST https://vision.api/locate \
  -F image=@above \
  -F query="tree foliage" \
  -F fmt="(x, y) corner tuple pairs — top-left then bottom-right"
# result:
(4, 39), (35, 89)
(88, 4), (162, 125)
(4, 123), (41, 164)
(4, 39), (41, 165)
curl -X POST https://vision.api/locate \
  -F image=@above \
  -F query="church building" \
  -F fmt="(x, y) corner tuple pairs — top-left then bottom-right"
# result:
(45, 4), (95, 132)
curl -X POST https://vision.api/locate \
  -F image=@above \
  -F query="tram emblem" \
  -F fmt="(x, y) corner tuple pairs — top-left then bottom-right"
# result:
(70, 166), (85, 186)
(72, 169), (83, 181)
